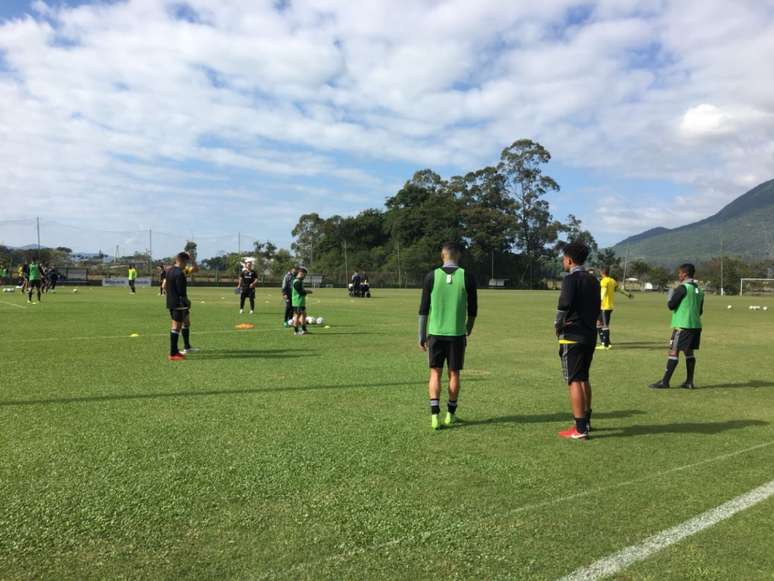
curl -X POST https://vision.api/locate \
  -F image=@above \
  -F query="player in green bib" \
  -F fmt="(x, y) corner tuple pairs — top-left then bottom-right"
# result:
(27, 261), (43, 303)
(128, 265), (138, 294)
(291, 267), (312, 335)
(418, 242), (478, 430)
(650, 263), (704, 389)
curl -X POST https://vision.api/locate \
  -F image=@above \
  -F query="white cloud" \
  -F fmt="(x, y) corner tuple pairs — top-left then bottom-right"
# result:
(1, 0), (774, 254)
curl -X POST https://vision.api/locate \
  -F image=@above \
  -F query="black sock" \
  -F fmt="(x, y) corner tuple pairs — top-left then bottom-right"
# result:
(182, 327), (191, 349)
(663, 357), (678, 384)
(170, 330), (180, 355)
(430, 398), (440, 415)
(686, 356), (696, 383)
(240, 295), (245, 309)
(250, 298), (255, 311)
(575, 416), (588, 434)
(447, 400), (458, 415)
(598, 328), (604, 344)
(585, 408), (592, 422)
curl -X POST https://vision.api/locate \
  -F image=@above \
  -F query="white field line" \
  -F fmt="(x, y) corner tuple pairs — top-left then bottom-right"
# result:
(0, 328), (280, 344)
(259, 440), (774, 580)
(559, 478), (774, 581)
(0, 300), (26, 309)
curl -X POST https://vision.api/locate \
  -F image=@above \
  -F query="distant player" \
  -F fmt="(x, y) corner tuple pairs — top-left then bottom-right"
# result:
(27, 260), (43, 303)
(238, 260), (258, 314)
(128, 264), (138, 294)
(291, 267), (312, 335)
(47, 266), (59, 292)
(20, 264), (29, 293)
(555, 242), (600, 440)
(596, 267), (633, 349)
(281, 266), (297, 327)
(649, 263), (704, 389)
(351, 271), (361, 297)
(418, 242), (478, 430)
(165, 252), (198, 360)
(157, 265), (166, 295)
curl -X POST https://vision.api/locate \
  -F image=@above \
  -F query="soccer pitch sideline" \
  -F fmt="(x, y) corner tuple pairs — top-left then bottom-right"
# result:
(1, 287), (773, 580)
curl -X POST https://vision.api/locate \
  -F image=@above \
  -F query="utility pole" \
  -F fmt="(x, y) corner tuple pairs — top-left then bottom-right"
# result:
(720, 235), (725, 296)
(237, 232), (241, 256)
(149, 228), (153, 272)
(343, 240), (349, 286)
(622, 245), (630, 288)
(396, 240), (402, 288)
(36, 216), (41, 259)
(491, 249), (495, 282)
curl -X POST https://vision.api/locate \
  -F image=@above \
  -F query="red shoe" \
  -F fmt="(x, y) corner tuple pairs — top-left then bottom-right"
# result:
(559, 426), (588, 440)
(168, 353), (186, 361)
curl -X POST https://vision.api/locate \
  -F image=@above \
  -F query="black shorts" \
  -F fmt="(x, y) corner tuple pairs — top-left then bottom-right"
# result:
(559, 342), (595, 384)
(169, 308), (189, 323)
(293, 306), (306, 314)
(241, 287), (256, 298)
(428, 335), (466, 371)
(29, 279), (41, 288)
(598, 310), (613, 327)
(670, 328), (701, 353)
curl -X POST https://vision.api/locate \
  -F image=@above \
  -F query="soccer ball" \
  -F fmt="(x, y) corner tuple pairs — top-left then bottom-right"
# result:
(316, 317), (324, 325)
(305, 315), (314, 323)
(727, 305), (733, 310)
(764, 306), (769, 312)
(73, 288), (79, 293)
(287, 319), (294, 326)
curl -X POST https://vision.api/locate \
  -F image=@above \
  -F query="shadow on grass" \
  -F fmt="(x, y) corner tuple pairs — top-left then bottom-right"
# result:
(193, 348), (316, 360)
(610, 341), (669, 350)
(697, 380), (774, 390)
(0, 378), (482, 408)
(592, 419), (768, 439)
(454, 409), (646, 428)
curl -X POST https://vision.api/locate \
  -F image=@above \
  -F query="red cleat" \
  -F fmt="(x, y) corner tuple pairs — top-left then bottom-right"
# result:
(167, 353), (186, 361)
(558, 426), (588, 440)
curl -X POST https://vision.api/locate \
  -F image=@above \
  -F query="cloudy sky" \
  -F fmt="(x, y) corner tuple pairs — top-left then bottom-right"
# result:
(1, 0), (773, 258)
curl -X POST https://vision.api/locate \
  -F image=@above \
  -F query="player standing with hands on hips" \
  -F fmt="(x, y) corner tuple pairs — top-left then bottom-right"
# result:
(418, 242), (478, 430)
(555, 242), (600, 440)
(649, 263), (704, 389)
(237, 260), (258, 314)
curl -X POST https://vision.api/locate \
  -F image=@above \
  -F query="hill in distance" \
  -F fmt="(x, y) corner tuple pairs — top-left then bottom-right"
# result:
(613, 178), (774, 266)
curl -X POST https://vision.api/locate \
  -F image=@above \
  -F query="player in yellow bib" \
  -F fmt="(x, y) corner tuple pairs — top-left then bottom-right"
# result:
(596, 267), (633, 349)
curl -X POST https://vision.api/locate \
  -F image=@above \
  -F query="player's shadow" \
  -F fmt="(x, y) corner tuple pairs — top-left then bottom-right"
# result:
(612, 341), (668, 350)
(0, 378), (481, 408)
(592, 419), (768, 439)
(455, 409), (646, 428)
(194, 348), (316, 360)
(696, 379), (774, 390)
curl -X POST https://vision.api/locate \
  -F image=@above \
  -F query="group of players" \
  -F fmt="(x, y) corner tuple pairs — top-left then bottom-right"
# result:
(1, 261), (62, 303)
(418, 241), (704, 438)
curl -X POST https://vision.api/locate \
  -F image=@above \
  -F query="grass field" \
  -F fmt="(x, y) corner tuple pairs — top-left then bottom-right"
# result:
(1, 285), (773, 580)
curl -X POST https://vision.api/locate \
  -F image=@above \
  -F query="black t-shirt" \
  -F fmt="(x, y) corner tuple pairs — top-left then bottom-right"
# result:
(555, 268), (601, 344)
(240, 269), (258, 289)
(165, 266), (189, 310)
(159, 269), (167, 282)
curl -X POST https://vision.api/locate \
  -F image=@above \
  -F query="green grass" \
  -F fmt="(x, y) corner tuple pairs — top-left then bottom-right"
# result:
(1, 286), (773, 580)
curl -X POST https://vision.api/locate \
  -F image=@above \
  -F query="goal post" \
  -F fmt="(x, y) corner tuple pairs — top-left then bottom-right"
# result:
(739, 278), (774, 296)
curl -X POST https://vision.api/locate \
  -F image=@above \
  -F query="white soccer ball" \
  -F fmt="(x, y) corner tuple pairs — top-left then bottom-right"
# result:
(305, 315), (314, 323)
(764, 306), (769, 312)
(727, 305), (732, 309)
(287, 319), (294, 326)
(316, 317), (324, 325)
(73, 288), (79, 293)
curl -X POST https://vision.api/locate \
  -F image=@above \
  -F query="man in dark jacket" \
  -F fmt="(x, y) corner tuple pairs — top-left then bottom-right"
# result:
(555, 242), (601, 440)
(281, 267), (297, 327)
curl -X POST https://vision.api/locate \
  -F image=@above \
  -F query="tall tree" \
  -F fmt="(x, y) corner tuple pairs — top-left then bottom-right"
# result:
(556, 214), (598, 254)
(291, 213), (325, 267)
(184, 240), (198, 262)
(497, 139), (560, 287)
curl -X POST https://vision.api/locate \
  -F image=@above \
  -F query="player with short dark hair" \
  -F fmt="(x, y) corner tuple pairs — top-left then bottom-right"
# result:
(291, 267), (312, 335)
(128, 264), (138, 294)
(418, 242), (478, 430)
(165, 252), (198, 360)
(157, 265), (166, 295)
(555, 242), (601, 440)
(649, 263), (704, 389)
(237, 260), (258, 314)
(281, 266), (297, 327)
(27, 260), (42, 304)
(596, 266), (632, 349)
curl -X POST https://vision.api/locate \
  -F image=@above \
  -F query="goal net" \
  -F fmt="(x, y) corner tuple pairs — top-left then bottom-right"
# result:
(739, 278), (774, 296)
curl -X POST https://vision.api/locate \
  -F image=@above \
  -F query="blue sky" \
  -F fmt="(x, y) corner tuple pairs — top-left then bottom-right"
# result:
(1, 0), (773, 259)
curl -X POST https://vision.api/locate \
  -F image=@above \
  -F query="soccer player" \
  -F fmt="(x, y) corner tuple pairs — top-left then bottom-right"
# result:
(555, 242), (600, 440)
(418, 242), (478, 430)
(596, 266), (633, 349)
(157, 265), (166, 295)
(649, 263), (704, 389)
(281, 266), (297, 327)
(165, 252), (198, 360)
(237, 260), (258, 314)
(27, 260), (43, 303)
(351, 271), (361, 297)
(291, 267), (312, 335)
(128, 264), (138, 294)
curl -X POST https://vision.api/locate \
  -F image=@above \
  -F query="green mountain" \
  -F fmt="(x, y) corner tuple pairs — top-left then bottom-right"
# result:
(613, 179), (774, 266)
